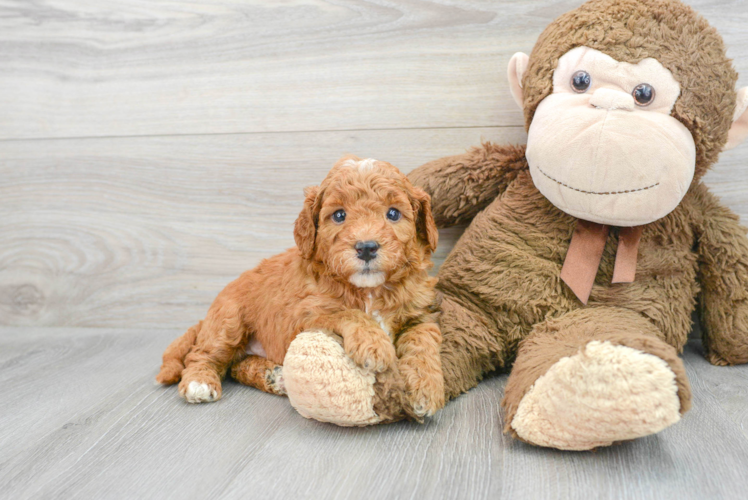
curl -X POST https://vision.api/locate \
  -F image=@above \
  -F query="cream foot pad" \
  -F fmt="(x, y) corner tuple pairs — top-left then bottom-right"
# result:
(511, 340), (681, 450)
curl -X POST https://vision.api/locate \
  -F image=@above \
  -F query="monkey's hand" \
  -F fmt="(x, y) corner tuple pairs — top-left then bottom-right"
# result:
(408, 143), (528, 228)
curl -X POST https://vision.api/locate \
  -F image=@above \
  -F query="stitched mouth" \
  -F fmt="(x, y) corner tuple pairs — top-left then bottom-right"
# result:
(536, 166), (659, 195)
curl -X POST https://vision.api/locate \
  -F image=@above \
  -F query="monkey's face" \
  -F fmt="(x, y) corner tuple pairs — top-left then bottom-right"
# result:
(525, 47), (696, 226)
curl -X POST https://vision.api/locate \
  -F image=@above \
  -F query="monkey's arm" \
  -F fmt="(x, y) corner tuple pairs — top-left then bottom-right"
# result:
(694, 185), (748, 365)
(407, 143), (528, 228)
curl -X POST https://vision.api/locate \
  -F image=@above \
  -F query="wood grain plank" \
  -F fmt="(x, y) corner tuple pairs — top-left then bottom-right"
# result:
(0, 126), (527, 328)
(0, 326), (746, 499)
(0, 0), (746, 140)
(687, 319), (748, 439)
(2, 127), (746, 329)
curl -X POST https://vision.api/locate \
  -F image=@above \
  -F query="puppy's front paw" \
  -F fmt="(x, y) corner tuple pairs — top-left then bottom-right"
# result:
(178, 378), (221, 403)
(408, 374), (445, 418)
(345, 328), (397, 372)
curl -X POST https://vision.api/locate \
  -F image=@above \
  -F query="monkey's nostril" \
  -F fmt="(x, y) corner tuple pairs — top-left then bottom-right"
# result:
(355, 240), (379, 262)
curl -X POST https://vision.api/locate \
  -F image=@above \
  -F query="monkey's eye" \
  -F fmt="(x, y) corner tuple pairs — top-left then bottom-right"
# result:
(633, 83), (655, 106)
(386, 208), (401, 222)
(331, 209), (346, 224)
(571, 70), (592, 93)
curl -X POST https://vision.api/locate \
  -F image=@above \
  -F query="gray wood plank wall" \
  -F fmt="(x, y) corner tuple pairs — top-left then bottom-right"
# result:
(1, 0), (746, 330)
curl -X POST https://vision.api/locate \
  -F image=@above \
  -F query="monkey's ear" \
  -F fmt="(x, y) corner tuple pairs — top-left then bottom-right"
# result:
(508, 52), (530, 110)
(725, 87), (748, 150)
(294, 185), (321, 259)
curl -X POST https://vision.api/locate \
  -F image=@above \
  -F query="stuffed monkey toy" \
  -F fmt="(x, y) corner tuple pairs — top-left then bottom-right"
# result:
(282, 0), (748, 450)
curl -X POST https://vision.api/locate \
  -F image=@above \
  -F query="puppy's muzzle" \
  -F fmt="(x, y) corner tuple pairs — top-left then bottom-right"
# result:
(355, 240), (379, 263)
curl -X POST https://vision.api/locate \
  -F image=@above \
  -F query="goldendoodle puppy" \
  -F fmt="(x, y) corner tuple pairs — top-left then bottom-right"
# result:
(156, 155), (444, 418)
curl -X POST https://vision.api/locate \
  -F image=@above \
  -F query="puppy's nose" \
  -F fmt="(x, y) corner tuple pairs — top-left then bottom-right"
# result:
(355, 241), (379, 263)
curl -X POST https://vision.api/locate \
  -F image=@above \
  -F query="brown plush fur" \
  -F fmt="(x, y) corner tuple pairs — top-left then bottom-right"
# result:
(405, 0), (748, 445)
(157, 156), (444, 417)
(522, 0), (737, 179)
(501, 307), (693, 441)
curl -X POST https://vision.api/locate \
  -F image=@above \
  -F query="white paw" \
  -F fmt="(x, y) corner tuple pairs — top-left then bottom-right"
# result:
(183, 381), (218, 403)
(410, 389), (444, 418)
(413, 403), (430, 418)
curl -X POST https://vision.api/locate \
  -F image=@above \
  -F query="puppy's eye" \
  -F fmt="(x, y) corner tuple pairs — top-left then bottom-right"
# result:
(571, 70), (591, 93)
(633, 83), (655, 106)
(331, 209), (346, 224)
(386, 208), (401, 222)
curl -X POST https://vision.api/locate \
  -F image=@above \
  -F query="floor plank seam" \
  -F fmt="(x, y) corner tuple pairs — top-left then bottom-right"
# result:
(0, 124), (525, 144)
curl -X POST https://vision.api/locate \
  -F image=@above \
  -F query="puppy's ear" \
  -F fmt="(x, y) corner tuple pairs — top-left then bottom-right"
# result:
(410, 185), (438, 253)
(294, 185), (321, 259)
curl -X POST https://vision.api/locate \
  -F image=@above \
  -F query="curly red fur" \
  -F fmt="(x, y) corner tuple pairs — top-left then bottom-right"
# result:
(157, 155), (444, 415)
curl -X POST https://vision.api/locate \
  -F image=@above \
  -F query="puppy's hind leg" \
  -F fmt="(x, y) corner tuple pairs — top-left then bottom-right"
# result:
(231, 355), (286, 396)
(179, 302), (246, 403)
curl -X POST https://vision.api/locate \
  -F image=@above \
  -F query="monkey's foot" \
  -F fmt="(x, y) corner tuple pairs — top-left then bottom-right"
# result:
(507, 340), (685, 450)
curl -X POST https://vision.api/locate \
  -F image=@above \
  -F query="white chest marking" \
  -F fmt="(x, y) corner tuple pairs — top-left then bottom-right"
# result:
(364, 292), (392, 340)
(371, 310), (392, 340)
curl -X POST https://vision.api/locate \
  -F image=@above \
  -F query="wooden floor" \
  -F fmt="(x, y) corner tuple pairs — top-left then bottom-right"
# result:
(1, 326), (747, 499)
(1, 1), (748, 498)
